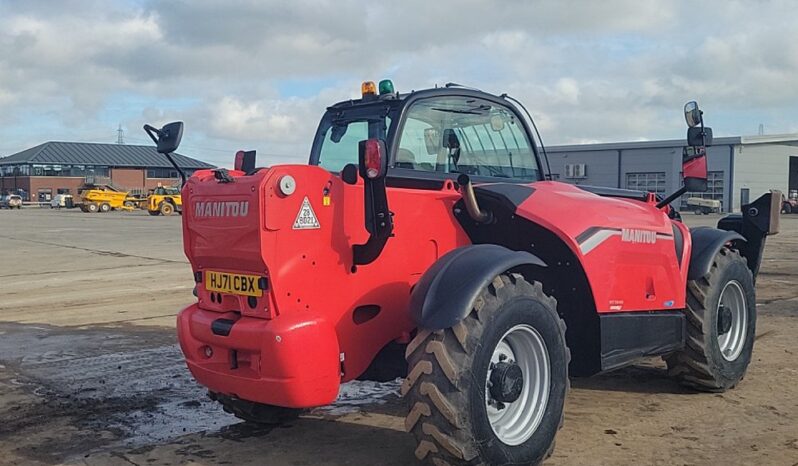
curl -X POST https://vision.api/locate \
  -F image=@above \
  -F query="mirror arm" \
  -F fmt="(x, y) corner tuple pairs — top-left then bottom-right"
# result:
(163, 152), (187, 188)
(656, 186), (687, 209)
(143, 124), (162, 145)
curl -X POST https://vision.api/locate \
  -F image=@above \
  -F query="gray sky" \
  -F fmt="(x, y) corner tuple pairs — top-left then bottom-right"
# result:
(1, 0), (797, 167)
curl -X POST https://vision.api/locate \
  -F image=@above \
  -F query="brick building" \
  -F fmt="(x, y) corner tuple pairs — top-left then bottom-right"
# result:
(0, 141), (214, 202)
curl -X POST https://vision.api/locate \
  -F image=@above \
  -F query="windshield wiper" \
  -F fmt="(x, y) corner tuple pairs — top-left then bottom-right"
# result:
(431, 104), (491, 115)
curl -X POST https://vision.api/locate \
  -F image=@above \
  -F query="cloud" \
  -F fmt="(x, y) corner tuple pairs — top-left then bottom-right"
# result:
(1, 0), (798, 165)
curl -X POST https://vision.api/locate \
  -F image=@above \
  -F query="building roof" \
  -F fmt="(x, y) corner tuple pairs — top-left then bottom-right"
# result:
(0, 141), (215, 169)
(546, 133), (798, 153)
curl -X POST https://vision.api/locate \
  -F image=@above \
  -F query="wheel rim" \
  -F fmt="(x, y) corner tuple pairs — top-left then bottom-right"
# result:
(717, 280), (747, 361)
(485, 324), (550, 446)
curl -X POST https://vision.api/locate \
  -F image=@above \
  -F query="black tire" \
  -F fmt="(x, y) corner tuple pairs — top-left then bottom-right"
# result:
(209, 392), (303, 425)
(402, 273), (569, 465)
(124, 201), (135, 209)
(665, 248), (755, 391)
(782, 203), (792, 214)
(160, 202), (174, 216)
(148, 210), (161, 216)
(99, 203), (111, 213)
(87, 203), (99, 213)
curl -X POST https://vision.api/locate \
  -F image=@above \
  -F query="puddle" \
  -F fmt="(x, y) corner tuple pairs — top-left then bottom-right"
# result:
(0, 322), (404, 456)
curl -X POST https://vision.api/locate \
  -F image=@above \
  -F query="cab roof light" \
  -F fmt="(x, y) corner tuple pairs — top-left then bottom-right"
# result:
(378, 79), (394, 95)
(361, 81), (377, 97)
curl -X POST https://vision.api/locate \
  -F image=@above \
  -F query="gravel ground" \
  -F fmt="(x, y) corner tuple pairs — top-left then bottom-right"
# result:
(0, 208), (796, 466)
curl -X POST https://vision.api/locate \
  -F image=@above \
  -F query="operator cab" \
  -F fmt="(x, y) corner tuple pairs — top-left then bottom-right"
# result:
(309, 81), (546, 186)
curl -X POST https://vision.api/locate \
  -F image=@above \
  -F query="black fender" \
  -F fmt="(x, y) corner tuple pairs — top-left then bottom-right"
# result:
(409, 244), (546, 330)
(687, 227), (744, 280)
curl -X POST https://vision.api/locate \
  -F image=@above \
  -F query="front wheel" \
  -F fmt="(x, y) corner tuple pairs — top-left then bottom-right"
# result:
(666, 248), (755, 391)
(160, 202), (174, 216)
(402, 274), (569, 465)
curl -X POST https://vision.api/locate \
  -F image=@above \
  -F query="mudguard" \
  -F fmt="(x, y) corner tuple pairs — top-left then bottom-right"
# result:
(409, 244), (545, 330)
(687, 227), (745, 280)
(717, 191), (781, 279)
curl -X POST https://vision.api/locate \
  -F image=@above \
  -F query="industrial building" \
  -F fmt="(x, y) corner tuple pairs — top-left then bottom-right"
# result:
(546, 134), (798, 212)
(0, 141), (214, 202)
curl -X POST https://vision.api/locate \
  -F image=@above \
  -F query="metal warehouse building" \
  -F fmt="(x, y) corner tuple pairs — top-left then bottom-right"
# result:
(0, 142), (214, 202)
(546, 134), (798, 212)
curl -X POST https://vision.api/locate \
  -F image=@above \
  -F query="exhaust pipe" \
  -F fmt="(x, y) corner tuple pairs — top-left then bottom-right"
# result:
(458, 174), (492, 223)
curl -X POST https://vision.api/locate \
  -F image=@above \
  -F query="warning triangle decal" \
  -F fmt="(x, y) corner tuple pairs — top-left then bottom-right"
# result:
(292, 196), (320, 230)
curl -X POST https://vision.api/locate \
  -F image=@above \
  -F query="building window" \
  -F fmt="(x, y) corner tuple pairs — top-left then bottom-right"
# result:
(147, 168), (196, 178)
(681, 171), (725, 211)
(147, 168), (179, 178)
(626, 172), (666, 194)
(28, 164), (109, 177)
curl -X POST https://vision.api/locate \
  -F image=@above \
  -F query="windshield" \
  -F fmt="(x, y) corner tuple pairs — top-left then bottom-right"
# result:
(397, 96), (539, 180)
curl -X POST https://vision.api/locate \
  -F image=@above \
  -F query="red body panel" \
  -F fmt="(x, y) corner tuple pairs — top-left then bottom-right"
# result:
(178, 166), (469, 406)
(176, 167), (690, 407)
(518, 182), (687, 312)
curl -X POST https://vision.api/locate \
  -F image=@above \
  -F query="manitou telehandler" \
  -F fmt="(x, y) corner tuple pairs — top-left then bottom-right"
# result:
(146, 81), (778, 465)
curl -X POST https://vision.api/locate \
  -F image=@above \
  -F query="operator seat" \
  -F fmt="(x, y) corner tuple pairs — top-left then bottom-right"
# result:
(395, 148), (417, 169)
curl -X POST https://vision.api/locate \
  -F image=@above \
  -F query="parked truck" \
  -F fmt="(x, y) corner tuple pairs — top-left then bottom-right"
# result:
(77, 186), (144, 213)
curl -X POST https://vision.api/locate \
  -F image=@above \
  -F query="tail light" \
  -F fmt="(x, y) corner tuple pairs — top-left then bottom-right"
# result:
(359, 138), (387, 179)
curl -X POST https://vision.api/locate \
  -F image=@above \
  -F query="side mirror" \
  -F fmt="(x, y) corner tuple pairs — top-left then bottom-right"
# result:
(684, 101), (702, 128)
(143, 121), (186, 186)
(144, 121), (184, 154)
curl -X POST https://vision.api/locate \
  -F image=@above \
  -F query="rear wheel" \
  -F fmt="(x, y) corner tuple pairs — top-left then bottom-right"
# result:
(123, 201), (135, 209)
(209, 392), (303, 425)
(666, 248), (755, 391)
(99, 203), (111, 213)
(148, 210), (161, 216)
(160, 202), (174, 216)
(86, 202), (99, 213)
(402, 274), (569, 465)
(782, 202), (792, 214)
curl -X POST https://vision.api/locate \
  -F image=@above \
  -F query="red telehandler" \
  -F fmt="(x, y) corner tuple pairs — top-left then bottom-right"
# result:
(145, 81), (779, 465)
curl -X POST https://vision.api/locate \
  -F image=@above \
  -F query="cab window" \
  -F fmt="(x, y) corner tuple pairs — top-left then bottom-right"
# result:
(317, 117), (391, 173)
(395, 97), (540, 180)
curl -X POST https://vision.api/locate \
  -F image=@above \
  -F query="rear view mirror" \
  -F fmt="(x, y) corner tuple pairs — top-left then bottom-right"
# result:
(490, 115), (505, 132)
(144, 121), (184, 154)
(684, 101), (702, 128)
(424, 128), (440, 155)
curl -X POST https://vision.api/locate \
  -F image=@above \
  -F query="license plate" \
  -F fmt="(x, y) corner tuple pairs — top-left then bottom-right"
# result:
(205, 271), (262, 297)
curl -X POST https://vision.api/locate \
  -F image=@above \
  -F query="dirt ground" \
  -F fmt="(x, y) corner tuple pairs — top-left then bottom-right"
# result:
(0, 208), (796, 466)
